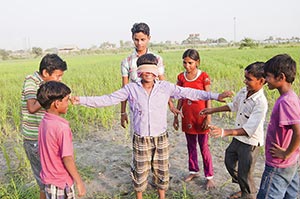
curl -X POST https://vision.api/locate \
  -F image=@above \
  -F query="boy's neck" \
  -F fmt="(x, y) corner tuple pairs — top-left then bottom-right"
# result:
(136, 48), (147, 56)
(141, 80), (154, 94)
(46, 109), (61, 116)
(278, 83), (292, 95)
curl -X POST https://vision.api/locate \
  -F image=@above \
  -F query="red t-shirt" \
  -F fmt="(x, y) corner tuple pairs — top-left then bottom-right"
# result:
(38, 112), (74, 189)
(177, 70), (211, 134)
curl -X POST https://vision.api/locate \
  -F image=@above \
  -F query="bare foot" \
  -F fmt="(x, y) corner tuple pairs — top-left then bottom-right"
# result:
(184, 173), (200, 182)
(227, 191), (242, 199)
(206, 179), (216, 190)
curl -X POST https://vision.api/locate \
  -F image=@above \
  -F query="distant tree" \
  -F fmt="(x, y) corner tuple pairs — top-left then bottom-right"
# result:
(99, 42), (116, 49)
(45, 48), (58, 53)
(32, 47), (43, 57)
(217, 38), (227, 43)
(239, 38), (258, 49)
(0, 49), (9, 60)
(182, 34), (201, 45)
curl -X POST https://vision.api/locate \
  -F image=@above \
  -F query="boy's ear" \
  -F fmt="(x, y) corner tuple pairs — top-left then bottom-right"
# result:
(42, 69), (50, 78)
(260, 78), (266, 85)
(278, 72), (286, 81)
(53, 100), (60, 109)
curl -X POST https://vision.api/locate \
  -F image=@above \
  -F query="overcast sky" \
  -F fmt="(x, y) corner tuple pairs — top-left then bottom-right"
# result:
(1, 0), (299, 50)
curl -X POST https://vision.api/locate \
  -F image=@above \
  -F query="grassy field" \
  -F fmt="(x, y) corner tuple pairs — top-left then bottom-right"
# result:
(0, 45), (299, 198)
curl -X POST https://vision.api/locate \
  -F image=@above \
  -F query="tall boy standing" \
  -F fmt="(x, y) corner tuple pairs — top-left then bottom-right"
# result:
(257, 54), (300, 199)
(37, 81), (86, 198)
(73, 53), (232, 199)
(120, 22), (178, 130)
(201, 62), (268, 199)
(21, 54), (67, 199)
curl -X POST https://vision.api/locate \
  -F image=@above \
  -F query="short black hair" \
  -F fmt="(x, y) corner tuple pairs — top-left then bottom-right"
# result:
(245, 61), (265, 79)
(264, 54), (296, 83)
(136, 53), (158, 67)
(37, 81), (71, 109)
(131, 22), (150, 36)
(39, 54), (67, 75)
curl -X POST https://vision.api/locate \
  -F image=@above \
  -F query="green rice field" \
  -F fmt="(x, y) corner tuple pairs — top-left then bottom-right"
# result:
(0, 45), (299, 198)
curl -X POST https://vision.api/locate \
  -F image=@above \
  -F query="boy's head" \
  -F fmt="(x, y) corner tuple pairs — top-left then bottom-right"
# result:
(245, 61), (265, 79)
(131, 23), (151, 52)
(264, 54), (296, 84)
(131, 23), (150, 37)
(244, 62), (265, 93)
(37, 81), (71, 113)
(136, 53), (158, 78)
(39, 54), (67, 82)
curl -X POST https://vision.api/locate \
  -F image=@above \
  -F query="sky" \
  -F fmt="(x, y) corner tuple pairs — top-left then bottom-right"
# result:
(1, 0), (299, 50)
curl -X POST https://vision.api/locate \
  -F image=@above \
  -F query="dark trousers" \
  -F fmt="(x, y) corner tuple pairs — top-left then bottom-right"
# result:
(225, 138), (259, 199)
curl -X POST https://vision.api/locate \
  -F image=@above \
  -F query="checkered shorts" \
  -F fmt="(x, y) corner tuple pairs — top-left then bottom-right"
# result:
(131, 132), (169, 192)
(44, 184), (75, 199)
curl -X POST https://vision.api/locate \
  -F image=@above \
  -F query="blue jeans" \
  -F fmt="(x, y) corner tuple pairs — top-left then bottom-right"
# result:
(257, 164), (299, 199)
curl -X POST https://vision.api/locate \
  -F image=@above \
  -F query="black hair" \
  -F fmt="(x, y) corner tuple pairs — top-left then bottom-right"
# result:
(182, 49), (200, 61)
(131, 22), (150, 36)
(39, 54), (67, 75)
(245, 62), (265, 79)
(37, 81), (71, 110)
(264, 54), (296, 83)
(136, 53), (158, 67)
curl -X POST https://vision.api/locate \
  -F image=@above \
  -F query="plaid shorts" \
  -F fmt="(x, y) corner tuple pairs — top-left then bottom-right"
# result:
(23, 139), (44, 190)
(45, 184), (75, 199)
(131, 132), (169, 192)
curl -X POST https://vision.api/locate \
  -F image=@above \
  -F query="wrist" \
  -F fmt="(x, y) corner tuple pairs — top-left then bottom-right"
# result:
(121, 112), (127, 115)
(221, 128), (224, 137)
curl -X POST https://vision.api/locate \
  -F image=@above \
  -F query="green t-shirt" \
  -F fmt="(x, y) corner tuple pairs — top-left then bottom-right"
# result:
(21, 71), (45, 140)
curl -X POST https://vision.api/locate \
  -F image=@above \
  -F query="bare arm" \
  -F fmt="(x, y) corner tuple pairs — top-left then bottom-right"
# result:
(27, 98), (42, 113)
(120, 76), (129, 128)
(202, 84), (211, 129)
(173, 99), (183, 130)
(200, 105), (231, 115)
(270, 124), (300, 160)
(208, 125), (248, 138)
(63, 156), (86, 197)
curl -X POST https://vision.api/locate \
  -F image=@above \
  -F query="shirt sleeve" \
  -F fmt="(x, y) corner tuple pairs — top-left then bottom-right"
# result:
(156, 55), (164, 75)
(202, 72), (211, 86)
(227, 89), (243, 112)
(170, 83), (219, 101)
(121, 58), (129, 77)
(23, 77), (39, 100)
(79, 87), (129, 108)
(278, 97), (300, 127)
(59, 126), (73, 158)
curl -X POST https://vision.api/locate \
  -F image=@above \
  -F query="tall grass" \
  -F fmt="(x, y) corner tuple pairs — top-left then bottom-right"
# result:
(0, 45), (299, 198)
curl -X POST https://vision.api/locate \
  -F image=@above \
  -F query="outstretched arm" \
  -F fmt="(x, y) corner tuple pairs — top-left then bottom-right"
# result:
(200, 105), (231, 115)
(208, 125), (247, 138)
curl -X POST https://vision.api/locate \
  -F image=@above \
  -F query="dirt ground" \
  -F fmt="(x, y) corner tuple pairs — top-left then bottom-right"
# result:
(73, 113), (266, 199)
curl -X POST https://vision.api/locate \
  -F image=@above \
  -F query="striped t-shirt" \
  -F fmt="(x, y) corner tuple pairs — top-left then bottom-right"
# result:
(21, 71), (45, 140)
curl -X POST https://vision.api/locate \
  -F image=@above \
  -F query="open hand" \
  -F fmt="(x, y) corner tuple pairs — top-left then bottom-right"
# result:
(70, 96), (80, 105)
(217, 91), (233, 102)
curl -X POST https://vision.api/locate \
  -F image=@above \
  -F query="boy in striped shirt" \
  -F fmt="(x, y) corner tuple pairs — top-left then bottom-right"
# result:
(21, 54), (67, 199)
